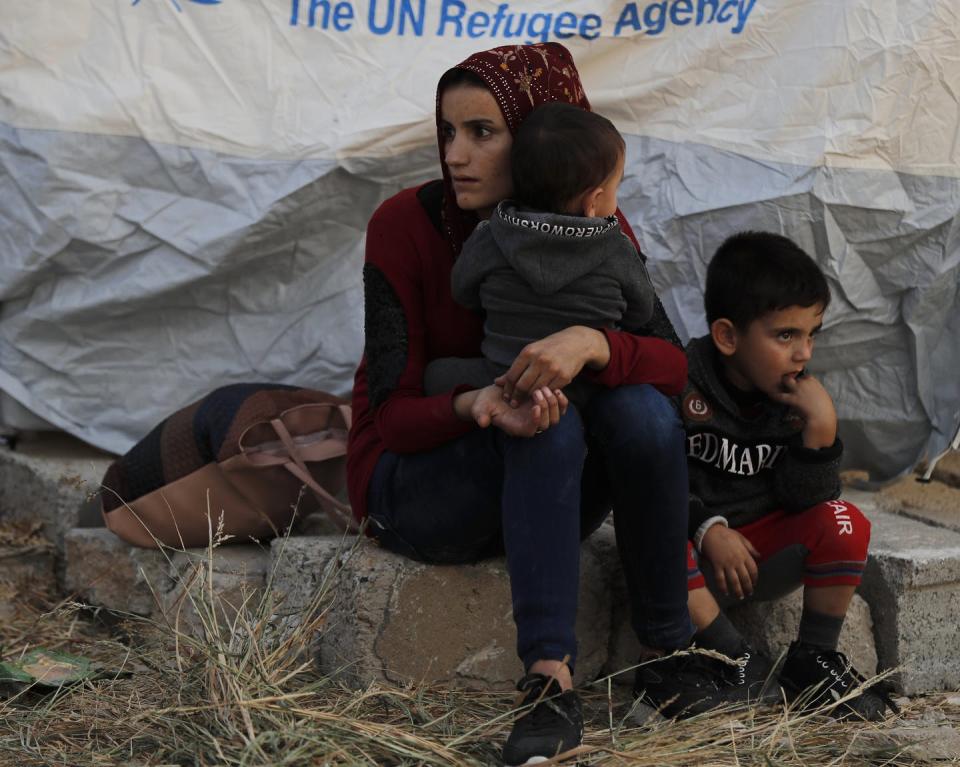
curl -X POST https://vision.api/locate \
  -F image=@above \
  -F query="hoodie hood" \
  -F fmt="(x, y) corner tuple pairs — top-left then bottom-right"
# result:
(687, 335), (747, 419)
(687, 335), (785, 424)
(487, 201), (627, 295)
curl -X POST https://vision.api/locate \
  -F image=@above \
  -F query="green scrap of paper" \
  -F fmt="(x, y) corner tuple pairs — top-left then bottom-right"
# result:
(0, 648), (100, 689)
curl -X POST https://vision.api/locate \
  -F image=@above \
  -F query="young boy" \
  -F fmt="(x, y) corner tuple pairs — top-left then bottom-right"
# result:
(675, 231), (895, 719)
(423, 102), (657, 405)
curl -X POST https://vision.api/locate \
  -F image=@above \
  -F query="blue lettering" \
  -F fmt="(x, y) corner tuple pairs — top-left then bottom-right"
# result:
(733, 0), (757, 33)
(309, 0), (330, 27)
(697, 0), (717, 23)
(437, 0), (465, 36)
(307, 0), (330, 29)
(644, 1), (668, 35)
(291, 0), (353, 29)
(614, 4), (642, 36)
(309, 0), (325, 27)
(579, 13), (602, 39)
(670, 0), (693, 25)
(717, 0), (737, 23)
(554, 11), (576, 38)
(368, 0), (394, 34)
(526, 12), (550, 43)
(490, 3), (509, 35)
(398, 0), (425, 35)
(503, 11), (527, 38)
(466, 10), (490, 36)
(333, 1), (353, 30)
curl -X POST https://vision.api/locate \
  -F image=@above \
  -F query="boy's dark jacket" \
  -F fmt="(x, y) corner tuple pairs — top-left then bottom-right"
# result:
(681, 335), (842, 537)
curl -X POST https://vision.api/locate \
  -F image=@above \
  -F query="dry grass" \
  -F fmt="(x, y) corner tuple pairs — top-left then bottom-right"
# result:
(0, 531), (957, 767)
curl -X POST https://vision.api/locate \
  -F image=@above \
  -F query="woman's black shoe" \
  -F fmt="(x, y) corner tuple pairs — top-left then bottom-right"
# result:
(502, 673), (583, 766)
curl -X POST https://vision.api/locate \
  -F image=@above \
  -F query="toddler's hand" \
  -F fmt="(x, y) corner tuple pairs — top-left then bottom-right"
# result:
(700, 525), (760, 600)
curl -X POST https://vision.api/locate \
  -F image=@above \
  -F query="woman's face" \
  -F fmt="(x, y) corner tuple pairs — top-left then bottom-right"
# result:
(440, 84), (513, 219)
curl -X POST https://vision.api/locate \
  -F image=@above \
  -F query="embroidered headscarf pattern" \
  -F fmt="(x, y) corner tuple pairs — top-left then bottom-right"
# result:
(434, 43), (591, 255)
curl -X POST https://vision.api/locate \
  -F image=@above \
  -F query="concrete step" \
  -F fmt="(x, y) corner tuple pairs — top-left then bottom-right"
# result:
(0, 520), (57, 594)
(0, 435), (113, 551)
(63, 526), (881, 692)
(63, 529), (269, 634)
(297, 527), (616, 691)
(52, 480), (960, 696)
(848, 488), (960, 694)
(63, 528), (170, 616)
(875, 475), (960, 534)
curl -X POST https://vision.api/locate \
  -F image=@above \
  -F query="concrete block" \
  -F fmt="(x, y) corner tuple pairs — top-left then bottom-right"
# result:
(852, 490), (960, 694)
(726, 592), (878, 675)
(0, 435), (113, 549)
(265, 535), (346, 658)
(268, 535), (349, 635)
(160, 545), (270, 635)
(64, 528), (270, 634)
(63, 528), (170, 615)
(318, 530), (613, 691)
(0, 520), (56, 592)
(875, 475), (960, 533)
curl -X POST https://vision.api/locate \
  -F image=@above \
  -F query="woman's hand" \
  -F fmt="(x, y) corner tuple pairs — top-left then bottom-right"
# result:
(457, 384), (568, 437)
(495, 326), (609, 406)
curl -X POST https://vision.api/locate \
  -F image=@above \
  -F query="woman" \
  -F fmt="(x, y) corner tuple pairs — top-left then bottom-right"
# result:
(347, 43), (717, 765)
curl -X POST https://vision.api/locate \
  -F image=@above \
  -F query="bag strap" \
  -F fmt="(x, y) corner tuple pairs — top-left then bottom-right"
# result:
(269, 417), (359, 534)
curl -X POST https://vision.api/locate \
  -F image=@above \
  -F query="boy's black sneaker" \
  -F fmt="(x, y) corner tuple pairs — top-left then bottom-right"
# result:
(779, 640), (899, 721)
(633, 650), (734, 718)
(502, 673), (583, 766)
(714, 641), (780, 705)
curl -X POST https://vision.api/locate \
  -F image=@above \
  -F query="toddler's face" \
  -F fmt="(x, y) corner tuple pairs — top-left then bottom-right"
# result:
(724, 303), (825, 396)
(593, 152), (625, 218)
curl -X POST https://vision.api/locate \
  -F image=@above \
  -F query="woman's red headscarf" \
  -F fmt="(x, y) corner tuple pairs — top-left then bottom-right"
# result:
(435, 43), (592, 255)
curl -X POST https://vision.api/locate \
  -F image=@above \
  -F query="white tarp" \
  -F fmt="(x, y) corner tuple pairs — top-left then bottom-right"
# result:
(1, 0), (958, 479)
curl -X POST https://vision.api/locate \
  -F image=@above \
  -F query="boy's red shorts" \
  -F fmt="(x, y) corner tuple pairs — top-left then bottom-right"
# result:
(687, 499), (871, 591)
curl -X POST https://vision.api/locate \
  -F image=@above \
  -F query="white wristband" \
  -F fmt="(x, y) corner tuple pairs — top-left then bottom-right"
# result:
(694, 515), (729, 553)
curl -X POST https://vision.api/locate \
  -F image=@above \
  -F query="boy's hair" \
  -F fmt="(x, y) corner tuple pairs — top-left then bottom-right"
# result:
(511, 102), (624, 215)
(705, 231), (831, 328)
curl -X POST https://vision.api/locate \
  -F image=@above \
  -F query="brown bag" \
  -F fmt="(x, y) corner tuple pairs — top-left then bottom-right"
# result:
(101, 385), (357, 548)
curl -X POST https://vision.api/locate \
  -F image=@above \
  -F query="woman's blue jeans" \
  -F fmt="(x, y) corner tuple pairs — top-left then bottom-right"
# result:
(366, 384), (695, 672)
